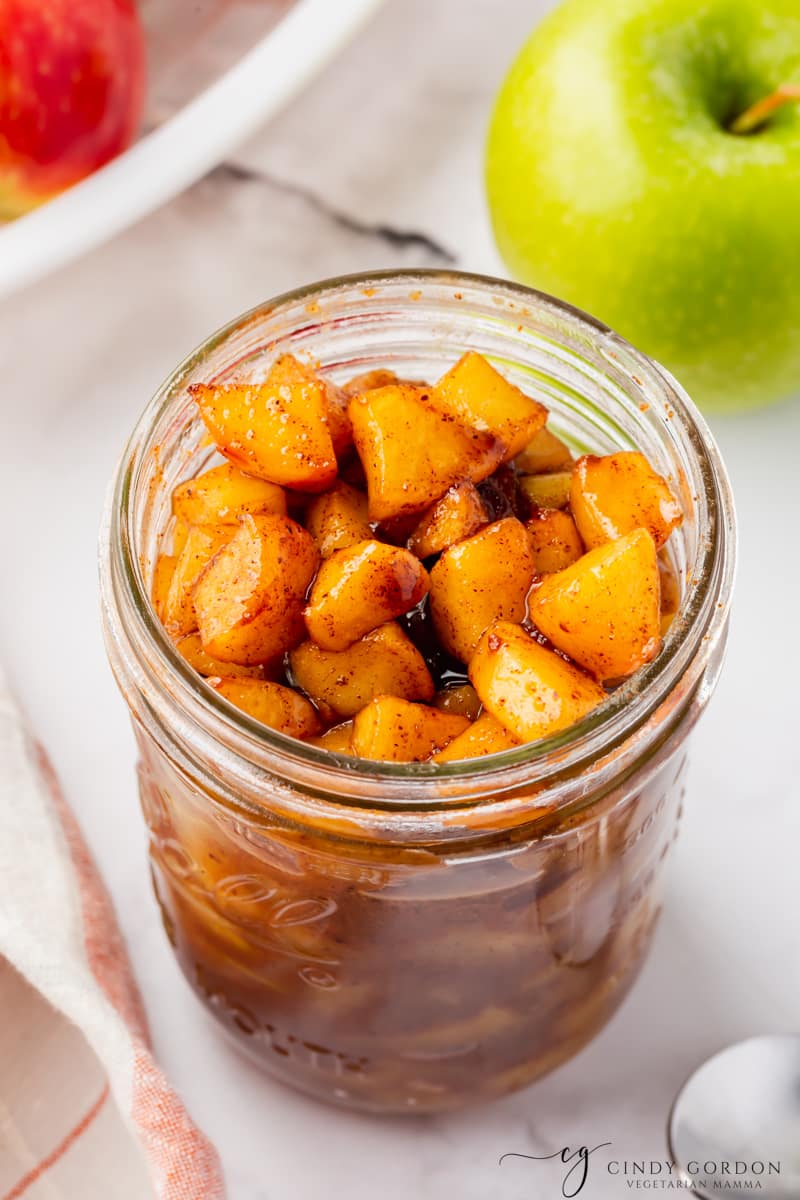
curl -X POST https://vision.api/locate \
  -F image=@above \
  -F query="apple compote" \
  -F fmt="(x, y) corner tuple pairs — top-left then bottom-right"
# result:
(101, 274), (735, 1112)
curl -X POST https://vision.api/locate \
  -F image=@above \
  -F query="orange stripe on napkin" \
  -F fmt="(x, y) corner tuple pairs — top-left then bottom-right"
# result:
(132, 1047), (227, 1200)
(38, 748), (149, 1039)
(40, 748), (226, 1199)
(2, 1082), (110, 1200)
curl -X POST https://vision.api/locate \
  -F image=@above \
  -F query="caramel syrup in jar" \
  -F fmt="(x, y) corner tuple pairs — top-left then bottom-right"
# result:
(140, 730), (686, 1112)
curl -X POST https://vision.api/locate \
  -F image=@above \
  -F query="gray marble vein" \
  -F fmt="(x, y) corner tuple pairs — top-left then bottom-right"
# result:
(213, 162), (457, 262)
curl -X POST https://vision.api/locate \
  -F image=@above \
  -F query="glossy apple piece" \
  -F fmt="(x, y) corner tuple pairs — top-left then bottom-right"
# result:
(432, 712), (521, 762)
(304, 539), (430, 651)
(175, 633), (276, 682)
(528, 528), (661, 682)
(348, 383), (504, 521)
(190, 355), (338, 492)
(289, 623), (434, 719)
(571, 452), (683, 550)
(169, 518), (191, 557)
(351, 697), (470, 762)
(433, 351), (548, 459)
(307, 720), (355, 752)
(407, 482), (489, 559)
(525, 508), (584, 573)
(209, 678), (321, 739)
(193, 514), (319, 664)
(515, 426), (573, 474)
(470, 621), (606, 742)
(162, 524), (233, 638)
(519, 470), (572, 511)
(429, 517), (534, 662)
(305, 481), (373, 557)
(172, 463), (286, 527)
(152, 553), (176, 623)
(432, 683), (482, 720)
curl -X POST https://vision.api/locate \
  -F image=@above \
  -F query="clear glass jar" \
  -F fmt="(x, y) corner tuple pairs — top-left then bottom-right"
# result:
(100, 271), (736, 1114)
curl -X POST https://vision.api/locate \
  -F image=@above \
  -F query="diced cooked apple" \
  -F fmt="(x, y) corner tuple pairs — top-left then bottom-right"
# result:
(304, 539), (430, 651)
(276, 355), (352, 456)
(156, 343), (685, 765)
(514, 426), (573, 474)
(305, 480), (373, 557)
(351, 697), (470, 762)
(659, 554), (681, 637)
(152, 553), (177, 621)
(190, 354), (337, 492)
(407, 482), (488, 559)
(209, 678), (320, 738)
(433, 351), (548, 459)
(469, 621), (606, 742)
(307, 721), (355, 752)
(162, 524), (234, 636)
(432, 712), (521, 762)
(570, 452), (683, 549)
(528, 528), (661, 681)
(193, 513), (319, 664)
(429, 517), (535, 662)
(170, 518), (191, 557)
(172, 463), (286, 526)
(348, 383), (504, 521)
(175, 633), (277, 680)
(318, 380), (352, 458)
(289, 622), (434, 718)
(518, 471), (573, 510)
(342, 368), (399, 395)
(433, 683), (482, 720)
(525, 508), (584, 574)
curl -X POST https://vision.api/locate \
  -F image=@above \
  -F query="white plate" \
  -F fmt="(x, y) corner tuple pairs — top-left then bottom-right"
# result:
(0, 0), (384, 300)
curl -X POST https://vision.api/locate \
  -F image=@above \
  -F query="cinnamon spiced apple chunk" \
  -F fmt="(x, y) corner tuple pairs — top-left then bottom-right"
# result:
(289, 624), (434, 718)
(193, 514), (318, 664)
(570, 451), (683, 549)
(150, 348), (684, 762)
(514, 425), (573, 474)
(348, 383), (504, 521)
(304, 540), (430, 651)
(433, 350), (548, 458)
(305, 481), (372, 557)
(209, 678), (321, 738)
(190, 354), (339, 491)
(351, 697), (469, 762)
(407, 482), (488, 559)
(528, 529), (661, 682)
(429, 518), (534, 662)
(525, 508), (583, 574)
(470, 622), (606, 742)
(433, 712), (521, 762)
(175, 633), (277, 681)
(172, 463), (287, 526)
(161, 524), (234, 637)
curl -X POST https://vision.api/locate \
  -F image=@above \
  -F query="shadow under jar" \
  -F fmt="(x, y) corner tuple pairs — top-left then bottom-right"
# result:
(100, 270), (736, 1114)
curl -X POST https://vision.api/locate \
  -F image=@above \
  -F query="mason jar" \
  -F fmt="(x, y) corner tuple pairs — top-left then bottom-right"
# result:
(100, 270), (736, 1114)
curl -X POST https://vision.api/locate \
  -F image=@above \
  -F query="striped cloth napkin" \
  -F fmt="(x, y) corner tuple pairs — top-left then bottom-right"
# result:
(0, 672), (226, 1200)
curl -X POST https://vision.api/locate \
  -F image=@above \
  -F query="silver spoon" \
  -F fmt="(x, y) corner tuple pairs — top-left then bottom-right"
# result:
(668, 1035), (800, 1198)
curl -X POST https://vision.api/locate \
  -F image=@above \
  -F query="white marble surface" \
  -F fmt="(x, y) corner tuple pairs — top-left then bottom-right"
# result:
(1, 1), (799, 1196)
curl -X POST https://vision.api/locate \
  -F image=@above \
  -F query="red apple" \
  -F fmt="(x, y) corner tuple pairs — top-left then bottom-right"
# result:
(0, 0), (145, 218)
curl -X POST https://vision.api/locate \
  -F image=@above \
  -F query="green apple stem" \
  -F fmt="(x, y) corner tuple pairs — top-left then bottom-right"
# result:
(730, 84), (800, 135)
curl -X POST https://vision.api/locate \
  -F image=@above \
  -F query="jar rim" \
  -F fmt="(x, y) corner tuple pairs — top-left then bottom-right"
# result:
(101, 268), (736, 818)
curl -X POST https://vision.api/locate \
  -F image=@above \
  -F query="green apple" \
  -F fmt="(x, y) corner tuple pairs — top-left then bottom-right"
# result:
(486, 0), (800, 410)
